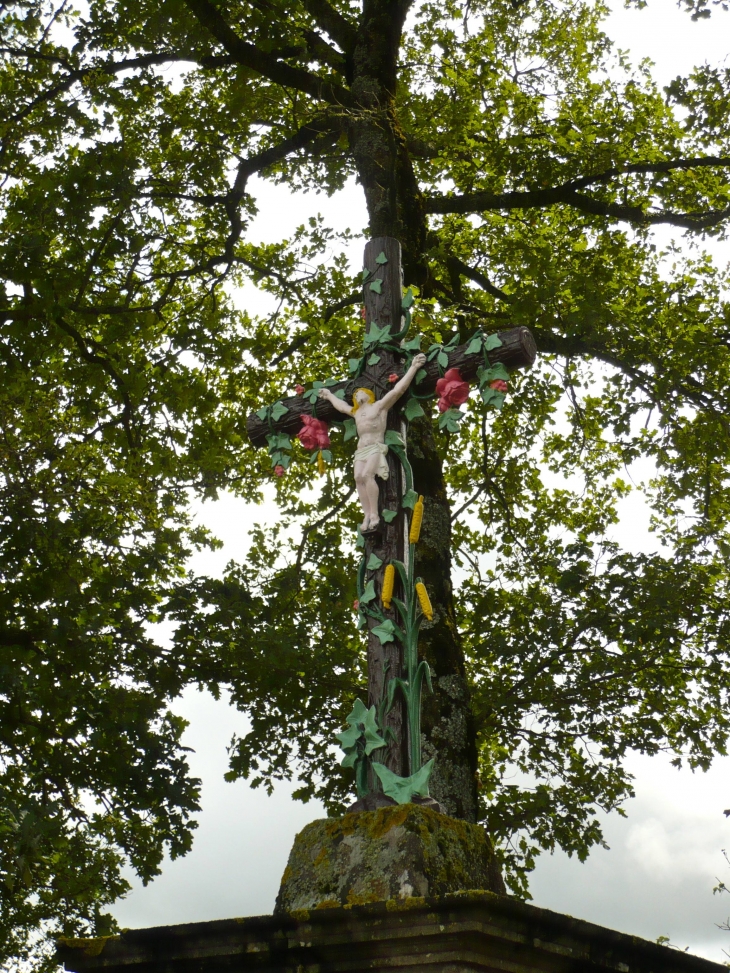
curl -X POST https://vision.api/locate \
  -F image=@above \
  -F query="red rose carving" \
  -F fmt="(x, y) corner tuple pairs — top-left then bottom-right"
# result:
(435, 368), (469, 413)
(294, 384), (305, 395)
(298, 415), (330, 450)
(490, 379), (508, 393)
(274, 465), (285, 477)
(388, 373), (399, 383)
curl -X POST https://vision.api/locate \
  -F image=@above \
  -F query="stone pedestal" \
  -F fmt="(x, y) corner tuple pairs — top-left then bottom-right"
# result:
(58, 892), (726, 973)
(274, 804), (504, 913)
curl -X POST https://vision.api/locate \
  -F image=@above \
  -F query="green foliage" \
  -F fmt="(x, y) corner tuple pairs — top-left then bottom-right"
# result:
(372, 759), (434, 803)
(2, 0), (730, 961)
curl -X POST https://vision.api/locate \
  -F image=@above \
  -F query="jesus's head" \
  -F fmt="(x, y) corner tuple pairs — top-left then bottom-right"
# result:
(352, 388), (376, 411)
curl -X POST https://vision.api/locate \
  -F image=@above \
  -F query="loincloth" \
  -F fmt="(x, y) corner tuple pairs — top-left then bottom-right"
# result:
(353, 441), (389, 480)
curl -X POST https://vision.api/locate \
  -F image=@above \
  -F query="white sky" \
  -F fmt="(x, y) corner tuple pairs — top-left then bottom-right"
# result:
(111, 1), (730, 964)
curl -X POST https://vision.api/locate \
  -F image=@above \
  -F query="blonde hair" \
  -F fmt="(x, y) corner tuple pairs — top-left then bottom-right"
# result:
(351, 387), (376, 412)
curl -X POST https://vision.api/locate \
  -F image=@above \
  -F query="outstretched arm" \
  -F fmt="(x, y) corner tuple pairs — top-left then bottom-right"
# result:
(318, 387), (355, 415)
(376, 353), (427, 412)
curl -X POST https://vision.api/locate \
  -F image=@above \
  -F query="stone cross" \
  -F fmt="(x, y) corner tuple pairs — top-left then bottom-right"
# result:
(247, 237), (536, 800)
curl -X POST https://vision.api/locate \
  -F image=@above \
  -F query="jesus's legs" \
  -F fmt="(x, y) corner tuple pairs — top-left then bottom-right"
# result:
(354, 455), (382, 529)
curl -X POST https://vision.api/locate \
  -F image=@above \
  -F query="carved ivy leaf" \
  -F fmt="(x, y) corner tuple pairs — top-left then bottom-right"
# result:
(266, 432), (291, 450)
(370, 278), (383, 294)
(255, 406), (269, 420)
(401, 287), (414, 309)
(334, 389), (346, 399)
(402, 489), (419, 509)
(364, 323), (390, 348)
(371, 759), (435, 803)
(367, 553), (383, 570)
(466, 334), (483, 355)
(343, 418), (357, 441)
(270, 401), (288, 421)
(372, 619), (396, 644)
(368, 353), (381, 365)
(341, 749), (358, 769)
(384, 429), (405, 447)
(484, 333), (503, 351)
(481, 387), (506, 410)
(360, 579), (377, 604)
(415, 368), (427, 384)
(375, 251), (388, 264)
(438, 408), (463, 433)
(404, 398), (425, 421)
(402, 334), (422, 352)
(477, 362), (509, 385)
(381, 509), (397, 523)
(349, 357), (363, 374)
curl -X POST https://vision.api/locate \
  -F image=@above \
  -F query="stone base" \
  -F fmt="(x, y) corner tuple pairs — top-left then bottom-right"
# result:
(274, 803), (505, 914)
(57, 891), (726, 973)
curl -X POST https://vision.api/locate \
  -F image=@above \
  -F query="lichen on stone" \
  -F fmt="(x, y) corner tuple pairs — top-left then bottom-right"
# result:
(275, 804), (505, 914)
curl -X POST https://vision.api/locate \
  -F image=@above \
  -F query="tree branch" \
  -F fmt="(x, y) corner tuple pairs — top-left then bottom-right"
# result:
(268, 291), (359, 365)
(426, 156), (730, 230)
(446, 255), (515, 304)
(212, 119), (340, 268)
(298, 0), (357, 52)
(183, 0), (352, 105)
(5, 51), (238, 123)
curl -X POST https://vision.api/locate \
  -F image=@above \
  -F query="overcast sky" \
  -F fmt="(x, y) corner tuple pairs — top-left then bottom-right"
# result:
(111, 1), (730, 964)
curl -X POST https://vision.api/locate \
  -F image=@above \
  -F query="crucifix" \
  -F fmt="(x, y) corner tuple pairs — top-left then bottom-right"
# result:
(247, 237), (536, 811)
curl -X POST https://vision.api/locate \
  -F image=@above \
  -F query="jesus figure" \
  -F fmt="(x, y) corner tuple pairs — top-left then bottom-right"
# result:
(318, 352), (427, 531)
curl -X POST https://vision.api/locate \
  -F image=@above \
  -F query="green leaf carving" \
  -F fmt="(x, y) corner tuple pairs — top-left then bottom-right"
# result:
(401, 287), (414, 309)
(438, 408), (463, 433)
(402, 489), (419, 509)
(356, 530), (365, 549)
(481, 387), (505, 410)
(372, 619), (396, 644)
(255, 406), (269, 420)
(360, 579), (377, 604)
(335, 389), (346, 399)
(384, 429), (405, 447)
(364, 323), (389, 348)
(343, 418), (357, 441)
(361, 268), (370, 282)
(368, 353), (381, 365)
(370, 278), (383, 294)
(404, 398), (425, 421)
(478, 362), (509, 385)
(375, 251), (388, 264)
(320, 449), (332, 463)
(371, 759), (435, 803)
(266, 432), (291, 450)
(336, 699), (387, 761)
(415, 368), (427, 384)
(465, 335), (483, 355)
(437, 350), (449, 368)
(382, 509), (397, 523)
(484, 333), (503, 351)
(367, 553), (383, 570)
(349, 357), (363, 374)
(402, 335), (422, 352)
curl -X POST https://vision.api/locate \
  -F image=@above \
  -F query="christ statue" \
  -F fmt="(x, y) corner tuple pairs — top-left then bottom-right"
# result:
(318, 352), (427, 531)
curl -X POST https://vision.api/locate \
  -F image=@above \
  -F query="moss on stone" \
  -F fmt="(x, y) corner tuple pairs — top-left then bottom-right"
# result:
(56, 936), (120, 957)
(275, 804), (504, 915)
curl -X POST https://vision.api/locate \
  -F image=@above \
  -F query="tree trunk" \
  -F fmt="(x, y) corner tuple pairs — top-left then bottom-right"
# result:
(348, 3), (477, 821)
(408, 414), (478, 822)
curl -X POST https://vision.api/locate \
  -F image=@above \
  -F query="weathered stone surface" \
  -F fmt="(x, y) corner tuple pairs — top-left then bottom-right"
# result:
(274, 803), (505, 914)
(58, 891), (728, 973)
